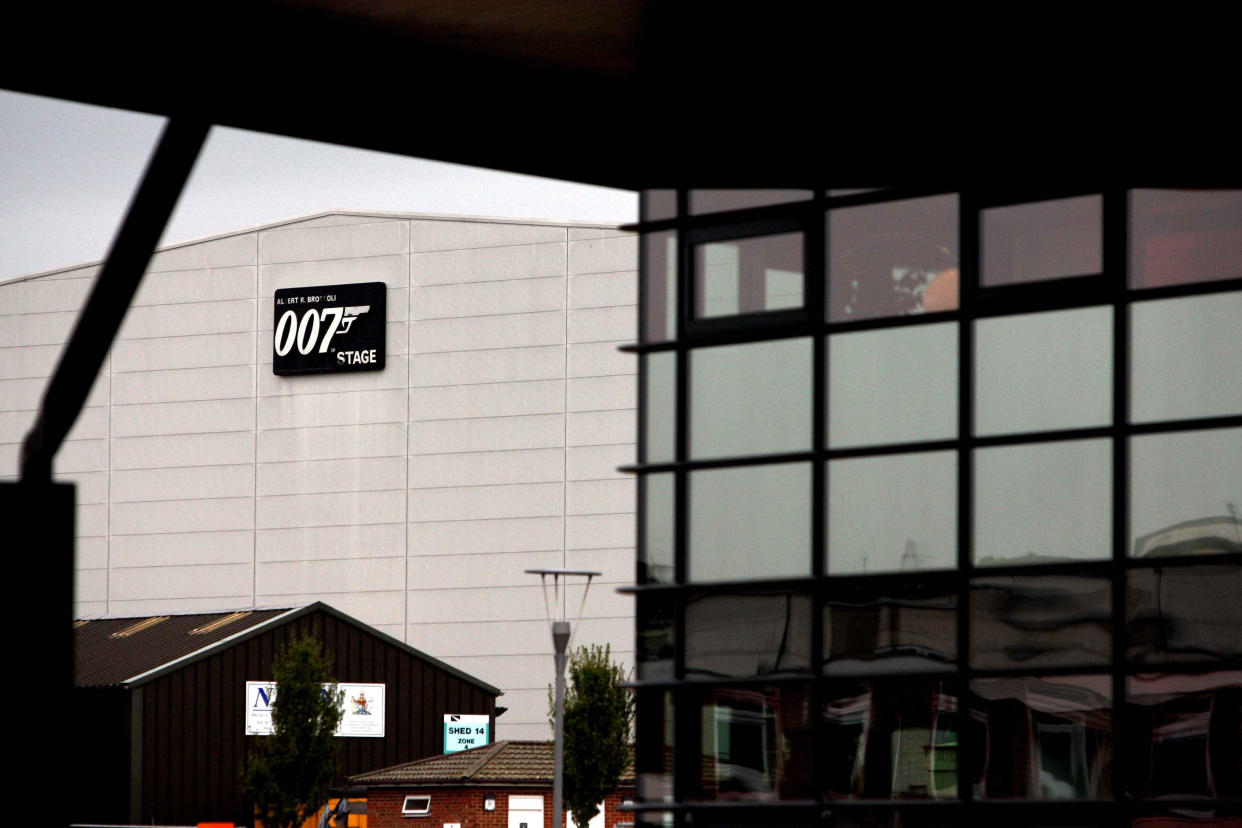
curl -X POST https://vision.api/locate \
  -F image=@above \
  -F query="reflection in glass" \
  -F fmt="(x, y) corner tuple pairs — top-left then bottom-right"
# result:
(1130, 428), (1242, 558)
(695, 232), (804, 318)
(1130, 189), (1242, 288)
(828, 323), (958, 449)
(981, 196), (1102, 285)
(828, 452), (956, 574)
(644, 351), (676, 463)
(971, 675), (1111, 799)
(636, 690), (675, 803)
(690, 684), (813, 801)
(823, 680), (958, 800)
(689, 189), (814, 215)
(971, 576), (1111, 669)
(689, 463), (811, 582)
(685, 592), (811, 677)
(637, 593), (675, 680)
(974, 306), (1112, 436)
(828, 194), (959, 322)
(690, 338), (811, 459)
(643, 230), (677, 342)
(1131, 292), (1242, 423)
(824, 581), (956, 674)
(643, 473), (675, 584)
(974, 439), (1111, 566)
(1125, 672), (1242, 799)
(643, 189), (678, 221)
(1128, 566), (1242, 663)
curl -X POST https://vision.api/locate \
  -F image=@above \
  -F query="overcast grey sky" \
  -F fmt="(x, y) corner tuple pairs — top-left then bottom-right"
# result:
(0, 89), (638, 280)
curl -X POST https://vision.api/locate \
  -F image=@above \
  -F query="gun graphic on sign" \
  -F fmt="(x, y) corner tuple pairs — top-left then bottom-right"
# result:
(338, 305), (370, 334)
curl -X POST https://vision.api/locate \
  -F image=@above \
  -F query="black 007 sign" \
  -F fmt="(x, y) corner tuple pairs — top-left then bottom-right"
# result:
(272, 282), (387, 376)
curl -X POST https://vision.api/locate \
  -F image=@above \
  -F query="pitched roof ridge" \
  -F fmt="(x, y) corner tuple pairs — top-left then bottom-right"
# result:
(460, 739), (509, 780)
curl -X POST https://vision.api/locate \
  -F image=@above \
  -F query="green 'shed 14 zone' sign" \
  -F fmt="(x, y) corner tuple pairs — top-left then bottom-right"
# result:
(273, 282), (386, 375)
(443, 713), (490, 753)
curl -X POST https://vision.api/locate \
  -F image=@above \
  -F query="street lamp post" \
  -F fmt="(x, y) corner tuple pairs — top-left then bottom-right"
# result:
(526, 568), (600, 828)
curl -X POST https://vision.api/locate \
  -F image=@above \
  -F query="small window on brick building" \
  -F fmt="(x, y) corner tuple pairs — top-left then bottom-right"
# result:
(401, 795), (431, 816)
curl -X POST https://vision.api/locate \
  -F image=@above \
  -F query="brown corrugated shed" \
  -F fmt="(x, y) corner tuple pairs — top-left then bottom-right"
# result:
(71, 601), (501, 828)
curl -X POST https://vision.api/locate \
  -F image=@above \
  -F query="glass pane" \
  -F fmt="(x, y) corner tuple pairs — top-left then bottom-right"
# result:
(643, 189), (677, 221)
(971, 675), (1111, 799)
(971, 575), (1111, 669)
(644, 351), (676, 463)
(694, 232), (804, 318)
(685, 591), (812, 677)
(1128, 565), (1242, 663)
(823, 679), (959, 800)
(824, 579), (957, 674)
(636, 689), (675, 803)
(689, 463), (811, 582)
(643, 473), (675, 584)
(690, 338), (812, 460)
(1124, 672), (1242, 799)
(1131, 292), (1242, 422)
(974, 439), (1111, 566)
(637, 593), (675, 680)
(828, 451), (957, 574)
(974, 306), (1113, 436)
(1130, 189), (1242, 288)
(642, 231), (678, 342)
(828, 322), (958, 449)
(689, 189), (813, 215)
(1130, 428), (1242, 558)
(828, 194), (959, 322)
(981, 196), (1102, 286)
(688, 684), (814, 801)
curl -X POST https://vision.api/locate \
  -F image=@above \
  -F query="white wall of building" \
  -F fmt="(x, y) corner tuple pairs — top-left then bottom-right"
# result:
(0, 211), (637, 740)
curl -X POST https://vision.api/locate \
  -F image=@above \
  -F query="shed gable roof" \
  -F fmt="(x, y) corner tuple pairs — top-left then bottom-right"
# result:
(73, 601), (502, 695)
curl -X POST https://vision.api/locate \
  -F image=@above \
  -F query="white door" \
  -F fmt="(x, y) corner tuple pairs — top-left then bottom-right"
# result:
(508, 795), (544, 828)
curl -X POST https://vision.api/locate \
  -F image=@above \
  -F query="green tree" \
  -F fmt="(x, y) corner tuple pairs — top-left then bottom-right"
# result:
(244, 633), (344, 828)
(550, 644), (635, 828)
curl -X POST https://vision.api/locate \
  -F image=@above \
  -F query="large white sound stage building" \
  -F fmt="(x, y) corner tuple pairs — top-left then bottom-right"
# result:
(0, 211), (637, 739)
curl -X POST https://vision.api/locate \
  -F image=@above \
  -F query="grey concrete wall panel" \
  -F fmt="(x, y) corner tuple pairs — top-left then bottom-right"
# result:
(256, 455), (406, 496)
(111, 364), (256, 405)
(111, 398), (256, 437)
(409, 379), (565, 421)
(255, 523), (407, 562)
(407, 515), (564, 556)
(258, 388), (407, 429)
(258, 220), (408, 264)
(256, 421), (406, 463)
(409, 413), (565, 454)
(411, 219), (566, 252)
(412, 242), (567, 286)
(0, 211), (635, 738)
(567, 444), (634, 481)
(407, 448), (564, 488)
(131, 266), (256, 306)
(111, 529), (254, 568)
(413, 276), (566, 320)
(146, 233), (256, 272)
(408, 345), (565, 386)
(569, 270), (637, 309)
(567, 340), (636, 378)
(112, 464), (256, 502)
(111, 331), (256, 373)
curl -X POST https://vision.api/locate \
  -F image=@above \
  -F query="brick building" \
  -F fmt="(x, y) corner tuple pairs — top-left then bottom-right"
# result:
(353, 740), (634, 828)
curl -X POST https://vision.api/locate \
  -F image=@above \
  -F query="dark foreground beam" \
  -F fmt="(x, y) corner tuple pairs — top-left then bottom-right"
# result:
(20, 118), (208, 482)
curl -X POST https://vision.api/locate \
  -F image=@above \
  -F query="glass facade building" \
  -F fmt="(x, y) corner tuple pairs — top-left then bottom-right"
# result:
(627, 189), (1242, 827)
